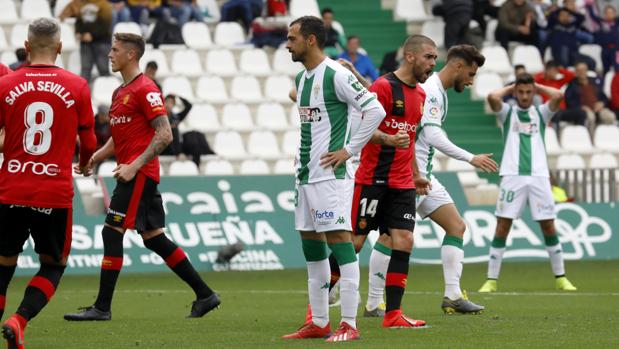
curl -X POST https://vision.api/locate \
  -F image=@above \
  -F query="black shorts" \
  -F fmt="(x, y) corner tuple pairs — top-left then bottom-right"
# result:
(0, 204), (72, 261)
(105, 172), (165, 232)
(351, 184), (416, 235)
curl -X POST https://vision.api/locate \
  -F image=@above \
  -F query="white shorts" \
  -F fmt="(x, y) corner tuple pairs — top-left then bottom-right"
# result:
(295, 179), (354, 233)
(415, 177), (454, 219)
(495, 175), (556, 221)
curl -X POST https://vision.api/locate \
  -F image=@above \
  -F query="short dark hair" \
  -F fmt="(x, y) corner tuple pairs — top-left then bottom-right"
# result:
(290, 16), (326, 49)
(545, 60), (559, 70)
(574, 60), (589, 68)
(446, 44), (485, 67)
(515, 73), (535, 86)
(514, 64), (525, 71)
(347, 35), (359, 42)
(321, 7), (333, 16)
(15, 48), (27, 61)
(113, 32), (145, 59)
(402, 34), (436, 54)
(146, 61), (158, 70)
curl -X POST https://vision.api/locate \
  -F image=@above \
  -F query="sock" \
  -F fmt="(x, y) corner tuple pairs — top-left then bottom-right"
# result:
(367, 242), (390, 310)
(544, 235), (565, 277)
(329, 242), (359, 329)
(16, 263), (65, 322)
(0, 264), (16, 319)
(94, 226), (124, 312)
(385, 249), (410, 313)
(487, 237), (506, 280)
(442, 235), (464, 300)
(302, 239), (329, 328)
(143, 233), (213, 299)
(328, 253), (340, 292)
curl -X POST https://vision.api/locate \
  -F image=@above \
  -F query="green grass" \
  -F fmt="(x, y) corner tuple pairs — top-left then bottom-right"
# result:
(5, 261), (619, 348)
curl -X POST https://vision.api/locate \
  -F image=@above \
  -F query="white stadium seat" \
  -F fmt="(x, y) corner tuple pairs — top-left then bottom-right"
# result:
(222, 103), (254, 131)
(273, 158), (295, 174)
(205, 49), (238, 77)
(54, 0), (72, 17)
(593, 125), (619, 152)
(480, 46), (512, 75)
(239, 49), (271, 76)
(92, 76), (121, 105)
(0, 0), (18, 24)
(560, 125), (594, 154)
(162, 76), (194, 100)
(140, 49), (170, 77)
(203, 159), (234, 175)
(10, 24), (27, 49)
(97, 161), (117, 177)
(182, 104), (221, 133)
(0, 27), (7, 51)
(60, 22), (77, 51)
(511, 45), (544, 74)
(168, 161), (199, 176)
(171, 49), (203, 77)
(289, 0), (320, 17)
(282, 130), (299, 157)
(230, 76), (263, 103)
(445, 158), (487, 187)
(265, 76), (294, 103)
(394, 0), (429, 21)
(21, 0), (52, 20)
(67, 50), (81, 75)
(113, 22), (142, 36)
(256, 103), (289, 131)
(196, 76), (228, 103)
(213, 131), (247, 159)
(485, 19), (498, 44)
(556, 154), (586, 170)
(214, 22), (245, 46)
(247, 131), (281, 160)
(239, 159), (270, 175)
(472, 72), (503, 100)
(0, 51), (15, 66)
(603, 70), (614, 99)
(182, 22), (213, 49)
(544, 127), (564, 156)
(589, 153), (618, 169)
(273, 48), (303, 76)
(579, 44), (603, 73)
(421, 21), (445, 48)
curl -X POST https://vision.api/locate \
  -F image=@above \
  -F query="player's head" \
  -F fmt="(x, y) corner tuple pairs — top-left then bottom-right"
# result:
(25, 18), (61, 60)
(109, 33), (145, 72)
(445, 44), (485, 93)
(287, 16), (326, 63)
(401, 35), (437, 84)
(514, 73), (535, 109)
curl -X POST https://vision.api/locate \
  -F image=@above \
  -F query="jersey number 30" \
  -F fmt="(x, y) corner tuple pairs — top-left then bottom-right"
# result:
(23, 102), (53, 156)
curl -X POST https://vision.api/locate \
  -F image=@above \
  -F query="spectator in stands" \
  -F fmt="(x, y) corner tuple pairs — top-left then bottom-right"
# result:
(437, 0), (475, 49)
(378, 46), (403, 75)
(76, 0), (113, 83)
(535, 60), (575, 103)
(610, 71), (619, 117)
(110, 0), (131, 27)
(9, 48), (28, 71)
(322, 8), (346, 58)
(337, 36), (378, 82)
(162, 94), (192, 157)
(221, 0), (263, 32)
(472, 0), (499, 34)
(144, 60), (162, 90)
(495, 0), (538, 51)
(267, 0), (287, 16)
(94, 105), (112, 150)
(251, 18), (288, 48)
(546, 6), (593, 68)
(564, 61), (616, 131)
(166, 0), (204, 27)
(586, 0), (619, 74)
(127, 0), (163, 29)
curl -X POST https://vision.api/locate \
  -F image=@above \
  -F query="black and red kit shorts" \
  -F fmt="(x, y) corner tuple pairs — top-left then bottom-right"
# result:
(351, 184), (416, 236)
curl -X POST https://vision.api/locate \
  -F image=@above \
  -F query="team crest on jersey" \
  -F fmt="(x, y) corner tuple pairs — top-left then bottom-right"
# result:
(123, 94), (130, 104)
(358, 218), (367, 229)
(429, 96), (438, 104)
(312, 84), (321, 98)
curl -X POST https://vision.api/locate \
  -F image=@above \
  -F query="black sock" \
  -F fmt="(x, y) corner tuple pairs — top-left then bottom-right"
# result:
(328, 253), (340, 292)
(0, 264), (16, 320)
(94, 226), (124, 312)
(16, 264), (65, 321)
(385, 249), (410, 313)
(143, 234), (213, 299)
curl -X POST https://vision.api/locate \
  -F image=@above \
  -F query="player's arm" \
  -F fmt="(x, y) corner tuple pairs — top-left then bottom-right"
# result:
(487, 84), (514, 112)
(0, 128), (4, 153)
(338, 58), (370, 89)
(73, 82), (100, 176)
(411, 151), (431, 195)
(370, 129), (410, 148)
(535, 83), (563, 112)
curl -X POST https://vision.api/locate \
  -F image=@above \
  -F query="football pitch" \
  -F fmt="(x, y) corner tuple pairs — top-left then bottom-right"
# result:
(5, 260), (618, 349)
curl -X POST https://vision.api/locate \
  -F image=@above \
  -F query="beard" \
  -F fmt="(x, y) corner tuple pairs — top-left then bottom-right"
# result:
(290, 49), (306, 63)
(454, 81), (465, 93)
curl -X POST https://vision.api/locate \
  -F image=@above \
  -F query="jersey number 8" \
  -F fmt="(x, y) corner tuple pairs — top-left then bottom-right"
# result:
(23, 102), (54, 156)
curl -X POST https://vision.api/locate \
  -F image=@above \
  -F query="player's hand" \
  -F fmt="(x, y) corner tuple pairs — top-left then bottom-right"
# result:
(414, 175), (432, 196)
(113, 163), (138, 183)
(470, 153), (499, 173)
(337, 58), (355, 72)
(74, 157), (94, 176)
(386, 130), (410, 148)
(320, 148), (352, 170)
(81, 32), (93, 42)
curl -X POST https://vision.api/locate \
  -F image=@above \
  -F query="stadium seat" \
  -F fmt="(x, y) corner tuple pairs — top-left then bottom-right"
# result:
(471, 72), (503, 100)
(394, 0), (429, 21)
(421, 21), (445, 48)
(140, 49), (170, 77)
(256, 103), (289, 131)
(171, 49), (203, 77)
(0, 0), (18, 24)
(0, 27), (7, 51)
(0, 51), (14, 66)
(511, 45), (544, 74)
(544, 127), (564, 156)
(60, 22), (77, 51)
(182, 22), (213, 49)
(556, 154), (586, 169)
(221, 103), (254, 131)
(589, 153), (618, 169)
(10, 23), (27, 49)
(113, 22), (142, 36)
(67, 50), (82, 75)
(213, 22), (246, 47)
(579, 44), (603, 73)
(445, 158), (487, 187)
(239, 159), (270, 175)
(92, 76), (121, 105)
(239, 49), (271, 76)
(230, 76), (263, 103)
(182, 104), (221, 133)
(169, 160), (199, 176)
(289, 105), (300, 128)
(479, 46), (512, 75)
(205, 49), (238, 77)
(273, 48), (303, 76)
(247, 131), (281, 160)
(213, 131), (247, 159)
(196, 76), (228, 103)
(593, 125), (619, 152)
(282, 130), (299, 157)
(265, 76), (294, 103)
(203, 159), (234, 175)
(560, 125), (594, 154)
(54, 0), (72, 17)
(289, 0), (320, 17)
(20, 0), (52, 20)
(603, 70), (614, 99)
(97, 161), (117, 177)
(485, 19), (498, 44)
(273, 158), (295, 174)
(162, 76), (195, 101)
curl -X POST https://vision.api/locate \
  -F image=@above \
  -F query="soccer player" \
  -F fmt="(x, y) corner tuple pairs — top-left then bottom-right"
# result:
(281, 16), (386, 342)
(478, 74), (578, 292)
(64, 33), (219, 321)
(0, 18), (97, 349)
(359, 45), (498, 316)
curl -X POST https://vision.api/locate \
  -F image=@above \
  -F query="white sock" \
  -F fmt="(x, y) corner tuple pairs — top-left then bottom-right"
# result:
(367, 247), (390, 310)
(546, 244), (565, 276)
(487, 247), (506, 280)
(307, 259), (330, 327)
(441, 245), (464, 300)
(339, 260), (360, 328)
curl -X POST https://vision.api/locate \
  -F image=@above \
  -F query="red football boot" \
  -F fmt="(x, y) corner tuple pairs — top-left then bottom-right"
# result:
(2, 315), (26, 349)
(382, 310), (427, 328)
(325, 322), (360, 342)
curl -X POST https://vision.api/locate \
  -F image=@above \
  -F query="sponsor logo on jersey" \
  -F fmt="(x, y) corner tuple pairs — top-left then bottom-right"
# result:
(354, 89), (368, 101)
(299, 107), (322, 123)
(429, 106), (440, 117)
(395, 100), (404, 108)
(146, 92), (163, 107)
(335, 216), (346, 224)
(403, 213), (415, 220)
(384, 118), (417, 133)
(9, 205), (53, 215)
(110, 115), (133, 126)
(429, 96), (438, 105)
(513, 122), (539, 135)
(6, 159), (59, 176)
(311, 208), (336, 225)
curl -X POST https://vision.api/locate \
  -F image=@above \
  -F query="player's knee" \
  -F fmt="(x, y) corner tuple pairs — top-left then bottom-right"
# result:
(39, 254), (67, 267)
(447, 218), (466, 238)
(141, 229), (164, 241)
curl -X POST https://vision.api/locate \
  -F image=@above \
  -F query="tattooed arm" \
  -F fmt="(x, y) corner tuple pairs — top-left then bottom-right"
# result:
(113, 115), (173, 182)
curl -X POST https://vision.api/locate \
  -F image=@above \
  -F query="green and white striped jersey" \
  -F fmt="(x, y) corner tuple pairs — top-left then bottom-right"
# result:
(417, 73), (447, 179)
(294, 58), (378, 184)
(497, 102), (554, 177)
